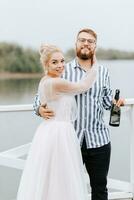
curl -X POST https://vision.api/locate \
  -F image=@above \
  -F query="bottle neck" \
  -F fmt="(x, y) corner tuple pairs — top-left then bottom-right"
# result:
(114, 89), (120, 101)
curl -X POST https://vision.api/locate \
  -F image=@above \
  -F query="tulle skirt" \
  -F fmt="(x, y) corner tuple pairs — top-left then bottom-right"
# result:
(17, 120), (88, 200)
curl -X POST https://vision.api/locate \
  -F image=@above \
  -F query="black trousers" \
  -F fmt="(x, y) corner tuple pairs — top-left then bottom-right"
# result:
(81, 137), (111, 200)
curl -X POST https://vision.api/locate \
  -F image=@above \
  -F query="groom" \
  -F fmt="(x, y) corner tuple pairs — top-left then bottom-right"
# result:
(34, 28), (124, 200)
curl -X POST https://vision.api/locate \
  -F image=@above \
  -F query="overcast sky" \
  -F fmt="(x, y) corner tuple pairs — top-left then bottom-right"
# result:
(0, 0), (134, 52)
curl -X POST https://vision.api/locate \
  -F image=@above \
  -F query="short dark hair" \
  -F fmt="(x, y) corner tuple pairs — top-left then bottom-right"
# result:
(77, 28), (97, 40)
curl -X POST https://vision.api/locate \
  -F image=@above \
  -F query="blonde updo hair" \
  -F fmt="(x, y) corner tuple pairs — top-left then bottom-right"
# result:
(39, 44), (62, 73)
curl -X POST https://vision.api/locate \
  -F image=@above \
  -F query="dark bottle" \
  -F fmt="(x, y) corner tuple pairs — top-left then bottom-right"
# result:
(109, 89), (121, 127)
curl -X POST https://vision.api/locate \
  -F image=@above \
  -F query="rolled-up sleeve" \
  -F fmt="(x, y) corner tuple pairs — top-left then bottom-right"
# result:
(102, 69), (113, 110)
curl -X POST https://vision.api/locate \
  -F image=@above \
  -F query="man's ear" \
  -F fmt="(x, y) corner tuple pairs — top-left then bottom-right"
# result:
(94, 42), (97, 49)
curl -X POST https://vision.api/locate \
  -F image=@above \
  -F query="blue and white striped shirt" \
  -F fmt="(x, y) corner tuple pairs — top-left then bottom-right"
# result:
(33, 58), (113, 148)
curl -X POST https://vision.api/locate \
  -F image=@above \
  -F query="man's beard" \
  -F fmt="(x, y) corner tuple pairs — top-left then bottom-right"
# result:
(76, 47), (94, 60)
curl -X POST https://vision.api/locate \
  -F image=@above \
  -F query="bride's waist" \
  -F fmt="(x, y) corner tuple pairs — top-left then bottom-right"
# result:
(43, 118), (73, 124)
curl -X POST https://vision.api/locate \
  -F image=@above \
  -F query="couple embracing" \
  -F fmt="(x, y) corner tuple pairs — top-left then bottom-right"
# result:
(17, 28), (124, 200)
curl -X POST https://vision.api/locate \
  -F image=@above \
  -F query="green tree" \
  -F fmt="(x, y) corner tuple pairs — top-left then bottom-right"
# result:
(0, 42), (42, 73)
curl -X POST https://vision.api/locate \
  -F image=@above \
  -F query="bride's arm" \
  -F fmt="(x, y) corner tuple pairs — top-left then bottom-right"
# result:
(52, 65), (97, 95)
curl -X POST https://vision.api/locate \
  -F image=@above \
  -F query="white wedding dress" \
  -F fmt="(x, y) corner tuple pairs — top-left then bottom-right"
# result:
(17, 67), (97, 200)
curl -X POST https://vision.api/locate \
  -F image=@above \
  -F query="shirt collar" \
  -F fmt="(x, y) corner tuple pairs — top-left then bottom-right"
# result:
(72, 57), (98, 70)
(71, 58), (80, 69)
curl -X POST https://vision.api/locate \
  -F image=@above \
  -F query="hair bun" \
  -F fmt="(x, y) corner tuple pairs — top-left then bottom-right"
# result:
(39, 44), (50, 56)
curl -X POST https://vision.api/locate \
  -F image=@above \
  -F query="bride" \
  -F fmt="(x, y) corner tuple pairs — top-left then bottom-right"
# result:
(17, 44), (97, 200)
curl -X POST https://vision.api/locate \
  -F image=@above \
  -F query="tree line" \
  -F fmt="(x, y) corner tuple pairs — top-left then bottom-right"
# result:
(0, 42), (134, 73)
(0, 42), (41, 73)
(65, 48), (134, 61)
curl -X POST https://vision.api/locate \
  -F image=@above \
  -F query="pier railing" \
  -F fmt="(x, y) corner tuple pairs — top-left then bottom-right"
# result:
(0, 99), (134, 200)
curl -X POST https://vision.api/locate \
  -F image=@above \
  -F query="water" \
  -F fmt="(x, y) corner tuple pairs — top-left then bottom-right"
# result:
(0, 78), (40, 105)
(0, 60), (134, 200)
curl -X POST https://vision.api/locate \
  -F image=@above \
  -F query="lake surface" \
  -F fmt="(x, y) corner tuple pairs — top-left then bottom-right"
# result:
(0, 60), (134, 200)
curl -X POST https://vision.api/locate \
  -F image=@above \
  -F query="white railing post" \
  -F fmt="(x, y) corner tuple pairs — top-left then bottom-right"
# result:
(130, 104), (134, 197)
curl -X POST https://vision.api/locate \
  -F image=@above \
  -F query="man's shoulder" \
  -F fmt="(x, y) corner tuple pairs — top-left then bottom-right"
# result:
(66, 58), (76, 68)
(98, 64), (109, 72)
(63, 59), (76, 75)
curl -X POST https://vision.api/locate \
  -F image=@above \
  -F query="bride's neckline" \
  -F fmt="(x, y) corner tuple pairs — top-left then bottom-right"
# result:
(42, 75), (61, 80)
(40, 75), (60, 84)
(42, 75), (53, 80)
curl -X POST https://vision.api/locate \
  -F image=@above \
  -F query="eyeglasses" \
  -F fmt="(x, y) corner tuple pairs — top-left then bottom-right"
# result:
(77, 38), (96, 44)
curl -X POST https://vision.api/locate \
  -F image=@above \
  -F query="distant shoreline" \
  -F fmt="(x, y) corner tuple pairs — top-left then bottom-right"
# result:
(0, 72), (43, 80)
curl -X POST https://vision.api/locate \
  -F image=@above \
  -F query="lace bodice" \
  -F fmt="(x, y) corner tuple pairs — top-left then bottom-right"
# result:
(46, 95), (77, 122)
(38, 65), (97, 122)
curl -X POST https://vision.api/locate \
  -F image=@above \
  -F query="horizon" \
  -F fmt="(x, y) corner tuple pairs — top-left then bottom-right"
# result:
(1, 41), (134, 53)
